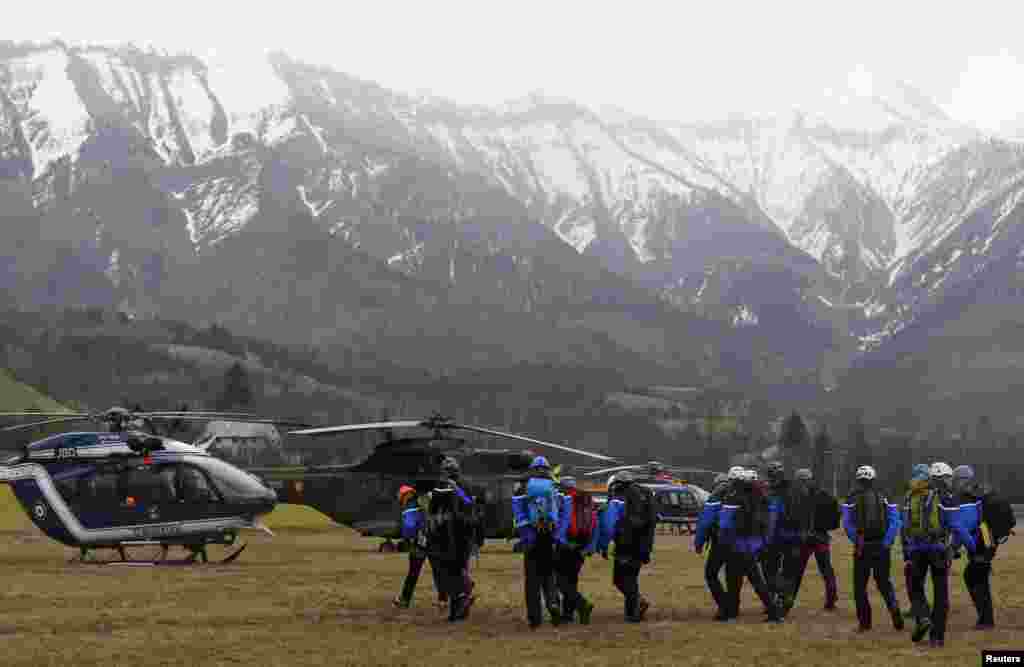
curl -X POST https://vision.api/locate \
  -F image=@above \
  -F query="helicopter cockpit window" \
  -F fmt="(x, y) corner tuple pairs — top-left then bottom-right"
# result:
(162, 465), (219, 503)
(190, 457), (270, 502)
(118, 466), (177, 506)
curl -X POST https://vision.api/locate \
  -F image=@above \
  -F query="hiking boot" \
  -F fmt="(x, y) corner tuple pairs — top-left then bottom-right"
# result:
(975, 621), (995, 630)
(459, 595), (476, 620)
(911, 618), (931, 643)
(637, 597), (650, 621)
(854, 625), (870, 633)
(928, 638), (944, 648)
(392, 596), (411, 609)
(713, 611), (732, 621)
(577, 599), (594, 625)
(824, 600), (837, 611)
(547, 605), (562, 626)
(890, 608), (905, 630)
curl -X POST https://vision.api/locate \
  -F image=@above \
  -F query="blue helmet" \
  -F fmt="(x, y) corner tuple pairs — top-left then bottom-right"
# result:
(530, 456), (550, 470)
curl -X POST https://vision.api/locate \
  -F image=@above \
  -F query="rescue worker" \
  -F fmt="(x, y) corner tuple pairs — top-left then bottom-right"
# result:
(393, 484), (446, 609)
(589, 470), (655, 622)
(950, 464), (1015, 631)
(842, 465), (903, 635)
(553, 476), (596, 624)
(427, 457), (478, 622)
(512, 456), (562, 628)
(900, 464), (931, 619)
(790, 468), (840, 610)
(718, 468), (783, 622)
(902, 462), (957, 646)
(762, 461), (806, 615)
(694, 469), (739, 619)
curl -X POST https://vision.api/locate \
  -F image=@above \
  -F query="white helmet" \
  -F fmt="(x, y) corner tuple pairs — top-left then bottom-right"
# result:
(929, 462), (953, 478)
(742, 468), (758, 482)
(855, 465), (876, 481)
(728, 466), (745, 481)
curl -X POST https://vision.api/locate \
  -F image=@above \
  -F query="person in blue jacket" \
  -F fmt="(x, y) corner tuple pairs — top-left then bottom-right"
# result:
(695, 469), (739, 619)
(393, 484), (446, 609)
(512, 455), (563, 628)
(426, 457), (479, 622)
(951, 464), (1001, 631)
(842, 465), (904, 635)
(901, 462), (957, 646)
(718, 468), (783, 622)
(588, 470), (655, 622)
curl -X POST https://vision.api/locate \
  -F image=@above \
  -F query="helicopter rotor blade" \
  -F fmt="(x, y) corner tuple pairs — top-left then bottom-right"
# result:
(0, 415), (97, 432)
(0, 411), (87, 418)
(289, 421), (426, 436)
(449, 424), (616, 462)
(583, 464), (647, 477)
(137, 414), (312, 428)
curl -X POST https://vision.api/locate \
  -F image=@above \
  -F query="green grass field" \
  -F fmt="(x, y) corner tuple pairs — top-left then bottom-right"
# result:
(0, 489), (1020, 666)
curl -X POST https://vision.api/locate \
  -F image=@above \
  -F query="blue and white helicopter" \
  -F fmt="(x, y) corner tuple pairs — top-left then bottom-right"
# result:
(0, 407), (307, 565)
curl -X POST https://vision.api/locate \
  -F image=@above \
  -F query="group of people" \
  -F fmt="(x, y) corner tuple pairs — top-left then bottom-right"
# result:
(387, 454), (1016, 643)
(391, 455), (657, 627)
(694, 461), (1016, 648)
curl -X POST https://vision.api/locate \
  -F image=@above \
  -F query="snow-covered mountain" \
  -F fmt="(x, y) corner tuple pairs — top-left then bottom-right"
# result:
(3, 40), (1023, 406)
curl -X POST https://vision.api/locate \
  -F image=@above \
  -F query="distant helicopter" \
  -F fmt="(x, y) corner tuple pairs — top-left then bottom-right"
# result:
(582, 461), (719, 533)
(249, 414), (617, 551)
(0, 407), (308, 565)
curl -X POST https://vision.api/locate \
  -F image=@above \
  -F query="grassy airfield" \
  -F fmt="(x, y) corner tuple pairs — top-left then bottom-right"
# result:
(0, 487), (1021, 666)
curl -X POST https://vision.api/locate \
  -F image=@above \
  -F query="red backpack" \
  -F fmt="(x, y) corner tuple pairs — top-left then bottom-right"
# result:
(566, 489), (597, 544)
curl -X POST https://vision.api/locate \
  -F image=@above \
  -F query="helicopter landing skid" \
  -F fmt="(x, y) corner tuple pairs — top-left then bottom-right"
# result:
(72, 541), (248, 566)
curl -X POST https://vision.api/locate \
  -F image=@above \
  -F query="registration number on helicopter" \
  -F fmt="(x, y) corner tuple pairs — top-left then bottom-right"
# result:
(132, 525), (182, 538)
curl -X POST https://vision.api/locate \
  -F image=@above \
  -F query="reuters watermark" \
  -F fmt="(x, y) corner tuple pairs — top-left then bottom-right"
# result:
(984, 651), (1024, 664)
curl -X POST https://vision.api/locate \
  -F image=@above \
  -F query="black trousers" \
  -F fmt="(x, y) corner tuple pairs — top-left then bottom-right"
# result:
(964, 555), (994, 626)
(554, 546), (586, 617)
(613, 558), (643, 618)
(705, 541), (731, 613)
(725, 551), (777, 618)
(853, 544), (899, 630)
(908, 550), (949, 639)
(399, 553), (444, 603)
(523, 534), (560, 626)
(760, 545), (782, 594)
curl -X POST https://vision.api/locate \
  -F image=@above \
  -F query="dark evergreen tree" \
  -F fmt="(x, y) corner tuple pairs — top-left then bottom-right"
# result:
(217, 362), (253, 410)
(850, 418), (872, 469)
(779, 411), (809, 467)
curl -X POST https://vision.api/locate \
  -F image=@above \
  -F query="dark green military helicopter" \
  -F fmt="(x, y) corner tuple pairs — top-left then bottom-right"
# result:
(248, 414), (617, 551)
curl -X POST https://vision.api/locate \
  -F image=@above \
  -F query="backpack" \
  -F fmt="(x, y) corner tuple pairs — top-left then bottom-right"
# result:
(525, 477), (559, 533)
(981, 490), (1016, 545)
(734, 488), (769, 538)
(782, 484), (814, 533)
(425, 485), (472, 560)
(904, 490), (943, 540)
(566, 489), (597, 544)
(815, 490), (841, 532)
(854, 489), (888, 541)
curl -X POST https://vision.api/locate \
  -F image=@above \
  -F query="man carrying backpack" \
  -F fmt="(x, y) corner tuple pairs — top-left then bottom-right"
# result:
(589, 470), (655, 622)
(695, 469), (739, 619)
(951, 464), (1016, 631)
(394, 484), (446, 609)
(762, 461), (808, 615)
(512, 456), (563, 629)
(718, 468), (783, 622)
(426, 457), (479, 622)
(554, 476), (596, 624)
(790, 468), (840, 611)
(842, 465), (903, 635)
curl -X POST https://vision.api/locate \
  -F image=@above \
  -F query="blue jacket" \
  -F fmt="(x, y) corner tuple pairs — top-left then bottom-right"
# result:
(900, 488), (956, 557)
(401, 505), (424, 540)
(950, 487), (988, 554)
(716, 487), (773, 555)
(841, 489), (901, 549)
(767, 482), (803, 545)
(589, 497), (624, 555)
(694, 484), (731, 551)
(694, 498), (723, 551)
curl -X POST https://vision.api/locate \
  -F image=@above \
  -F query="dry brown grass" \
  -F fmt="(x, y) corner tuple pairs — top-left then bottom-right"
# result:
(0, 490), (1021, 666)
